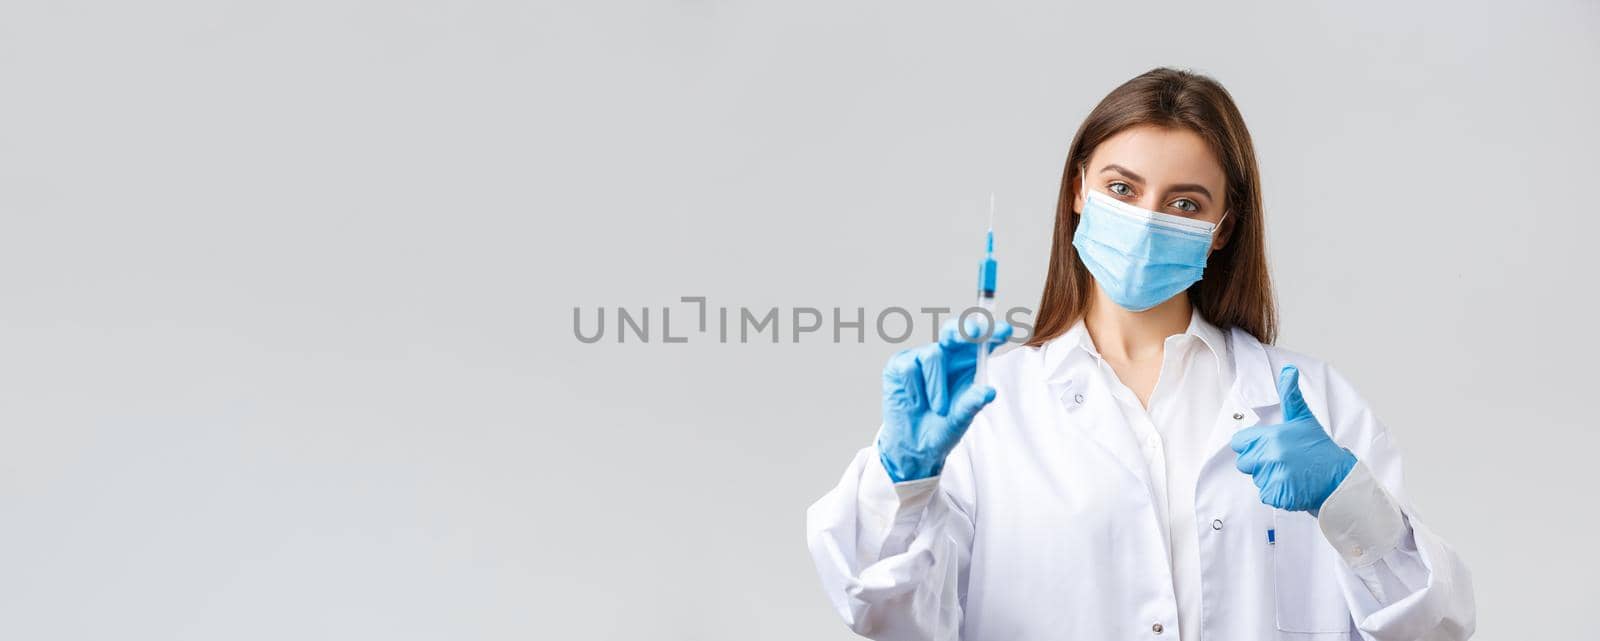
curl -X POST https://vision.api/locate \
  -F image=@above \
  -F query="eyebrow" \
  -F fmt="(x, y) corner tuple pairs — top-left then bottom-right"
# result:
(1100, 163), (1214, 200)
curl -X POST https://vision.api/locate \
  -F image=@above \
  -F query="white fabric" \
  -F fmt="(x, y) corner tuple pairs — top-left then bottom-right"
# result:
(1089, 311), (1229, 641)
(805, 313), (1475, 641)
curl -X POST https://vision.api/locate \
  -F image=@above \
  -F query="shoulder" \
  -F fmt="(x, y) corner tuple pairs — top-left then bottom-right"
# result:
(1259, 342), (1337, 386)
(975, 343), (1046, 421)
(1257, 342), (1362, 404)
(1227, 327), (1349, 400)
(956, 342), (1045, 449)
(987, 342), (1042, 386)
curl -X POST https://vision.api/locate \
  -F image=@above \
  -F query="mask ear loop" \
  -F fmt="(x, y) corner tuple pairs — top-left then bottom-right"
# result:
(1212, 174), (1230, 235)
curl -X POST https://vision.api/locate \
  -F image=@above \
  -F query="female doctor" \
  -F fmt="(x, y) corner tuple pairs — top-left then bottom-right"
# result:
(805, 68), (1475, 641)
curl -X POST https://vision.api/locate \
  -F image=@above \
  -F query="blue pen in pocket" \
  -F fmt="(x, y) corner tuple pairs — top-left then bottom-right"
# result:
(1267, 528), (1276, 545)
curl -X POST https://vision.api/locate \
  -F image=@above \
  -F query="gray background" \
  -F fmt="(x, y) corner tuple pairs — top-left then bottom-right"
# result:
(1, 0), (1595, 639)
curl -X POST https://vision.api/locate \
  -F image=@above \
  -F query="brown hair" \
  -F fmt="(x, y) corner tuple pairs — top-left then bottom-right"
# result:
(1025, 67), (1276, 347)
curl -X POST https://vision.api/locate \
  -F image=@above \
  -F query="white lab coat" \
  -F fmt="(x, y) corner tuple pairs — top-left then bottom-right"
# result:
(805, 326), (1474, 640)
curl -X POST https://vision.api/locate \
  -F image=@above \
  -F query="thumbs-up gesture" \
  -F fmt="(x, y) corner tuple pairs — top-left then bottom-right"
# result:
(1230, 364), (1358, 512)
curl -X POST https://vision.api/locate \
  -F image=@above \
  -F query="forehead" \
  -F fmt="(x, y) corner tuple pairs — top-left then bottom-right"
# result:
(1088, 125), (1225, 188)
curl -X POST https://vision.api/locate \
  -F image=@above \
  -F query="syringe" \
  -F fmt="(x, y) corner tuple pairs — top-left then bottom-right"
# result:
(974, 194), (998, 388)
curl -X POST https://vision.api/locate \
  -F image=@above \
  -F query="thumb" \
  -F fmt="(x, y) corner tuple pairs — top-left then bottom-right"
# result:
(1276, 364), (1312, 422)
(948, 385), (997, 429)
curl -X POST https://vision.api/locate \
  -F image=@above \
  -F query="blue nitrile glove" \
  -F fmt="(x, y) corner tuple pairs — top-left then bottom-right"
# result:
(877, 318), (1014, 482)
(1229, 364), (1358, 512)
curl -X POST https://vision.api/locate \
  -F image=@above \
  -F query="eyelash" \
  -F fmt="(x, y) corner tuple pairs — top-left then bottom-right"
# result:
(1107, 181), (1200, 213)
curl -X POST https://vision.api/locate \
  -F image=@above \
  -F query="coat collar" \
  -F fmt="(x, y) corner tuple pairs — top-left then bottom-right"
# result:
(1034, 312), (1283, 496)
(1038, 309), (1279, 411)
(1226, 326), (1279, 409)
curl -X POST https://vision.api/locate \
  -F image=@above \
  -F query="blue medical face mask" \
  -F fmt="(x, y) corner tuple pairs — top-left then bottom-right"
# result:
(1070, 173), (1228, 312)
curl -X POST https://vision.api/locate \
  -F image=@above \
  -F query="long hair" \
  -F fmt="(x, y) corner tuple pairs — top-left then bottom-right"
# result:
(1025, 67), (1277, 347)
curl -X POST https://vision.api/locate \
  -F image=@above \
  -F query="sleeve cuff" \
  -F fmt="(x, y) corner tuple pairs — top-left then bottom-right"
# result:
(862, 450), (941, 520)
(1316, 460), (1407, 568)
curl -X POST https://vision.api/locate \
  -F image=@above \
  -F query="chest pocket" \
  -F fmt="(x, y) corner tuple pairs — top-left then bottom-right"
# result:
(1272, 510), (1353, 635)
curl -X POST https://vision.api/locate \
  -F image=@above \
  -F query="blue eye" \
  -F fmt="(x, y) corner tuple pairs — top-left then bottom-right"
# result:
(1109, 182), (1133, 196)
(1171, 198), (1198, 213)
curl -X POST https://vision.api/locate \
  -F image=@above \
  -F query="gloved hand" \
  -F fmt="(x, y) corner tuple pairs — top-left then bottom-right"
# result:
(877, 318), (1013, 482)
(1229, 364), (1357, 512)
